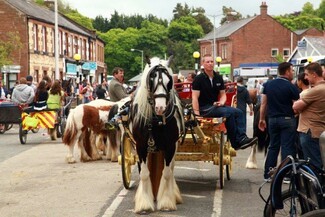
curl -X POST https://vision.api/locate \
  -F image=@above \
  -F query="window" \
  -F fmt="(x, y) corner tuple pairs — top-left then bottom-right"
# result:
(74, 36), (78, 54)
(42, 26), (47, 53)
(221, 44), (228, 59)
(33, 24), (38, 51)
(271, 48), (278, 57)
(283, 48), (290, 57)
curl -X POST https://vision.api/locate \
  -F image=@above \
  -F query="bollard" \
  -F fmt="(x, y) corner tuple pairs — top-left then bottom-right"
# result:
(320, 131), (325, 168)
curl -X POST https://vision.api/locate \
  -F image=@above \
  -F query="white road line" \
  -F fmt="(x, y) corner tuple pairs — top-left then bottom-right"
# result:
(176, 178), (211, 185)
(182, 193), (206, 199)
(102, 181), (134, 217)
(211, 184), (223, 217)
(175, 166), (211, 172)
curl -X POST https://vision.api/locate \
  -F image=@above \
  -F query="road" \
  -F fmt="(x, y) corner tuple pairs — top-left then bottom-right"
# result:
(0, 114), (270, 217)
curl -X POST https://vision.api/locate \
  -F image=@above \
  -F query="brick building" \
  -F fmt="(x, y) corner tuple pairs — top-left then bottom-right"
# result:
(0, 0), (106, 89)
(198, 2), (324, 79)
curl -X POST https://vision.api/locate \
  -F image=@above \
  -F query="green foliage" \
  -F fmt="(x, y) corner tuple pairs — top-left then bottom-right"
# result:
(172, 3), (213, 35)
(0, 32), (22, 68)
(65, 12), (94, 30)
(100, 28), (141, 80)
(274, 1), (325, 31)
(168, 16), (204, 43)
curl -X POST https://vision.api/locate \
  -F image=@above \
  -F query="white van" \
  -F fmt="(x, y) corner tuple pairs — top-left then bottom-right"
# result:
(246, 77), (269, 90)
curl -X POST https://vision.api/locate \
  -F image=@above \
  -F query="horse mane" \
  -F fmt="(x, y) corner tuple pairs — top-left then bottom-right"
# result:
(133, 57), (174, 125)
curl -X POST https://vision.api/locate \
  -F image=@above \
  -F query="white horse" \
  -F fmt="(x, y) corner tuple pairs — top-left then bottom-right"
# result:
(129, 57), (184, 213)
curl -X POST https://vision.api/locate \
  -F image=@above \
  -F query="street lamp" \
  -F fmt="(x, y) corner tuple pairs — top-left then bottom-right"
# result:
(131, 48), (144, 73)
(54, 0), (59, 80)
(193, 51), (200, 74)
(216, 56), (222, 73)
(73, 53), (81, 83)
(193, 12), (237, 67)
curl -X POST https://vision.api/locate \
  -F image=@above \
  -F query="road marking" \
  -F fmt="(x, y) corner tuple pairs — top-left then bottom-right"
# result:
(175, 166), (210, 172)
(182, 193), (206, 199)
(102, 181), (134, 217)
(176, 178), (211, 184)
(211, 184), (222, 217)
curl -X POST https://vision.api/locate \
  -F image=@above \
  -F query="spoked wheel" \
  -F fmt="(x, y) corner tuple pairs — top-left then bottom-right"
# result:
(225, 140), (232, 181)
(264, 189), (303, 217)
(121, 132), (134, 189)
(219, 131), (224, 189)
(0, 124), (5, 134)
(6, 124), (13, 131)
(56, 118), (66, 138)
(19, 124), (27, 144)
(301, 210), (325, 217)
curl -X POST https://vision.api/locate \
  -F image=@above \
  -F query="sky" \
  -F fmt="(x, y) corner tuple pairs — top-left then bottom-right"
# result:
(65, 0), (322, 26)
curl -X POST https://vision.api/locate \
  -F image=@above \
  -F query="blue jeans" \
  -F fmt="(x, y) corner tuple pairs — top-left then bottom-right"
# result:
(264, 116), (297, 179)
(299, 131), (323, 169)
(200, 105), (246, 149)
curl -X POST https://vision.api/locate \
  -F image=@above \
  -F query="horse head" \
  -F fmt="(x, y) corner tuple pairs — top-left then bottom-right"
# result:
(145, 56), (174, 116)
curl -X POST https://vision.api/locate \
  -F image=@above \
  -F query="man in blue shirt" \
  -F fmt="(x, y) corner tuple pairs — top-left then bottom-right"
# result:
(259, 62), (300, 181)
(192, 54), (257, 150)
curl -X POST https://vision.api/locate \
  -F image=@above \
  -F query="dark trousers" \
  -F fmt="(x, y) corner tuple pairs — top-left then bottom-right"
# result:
(200, 105), (246, 149)
(264, 116), (297, 179)
(299, 131), (323, 169)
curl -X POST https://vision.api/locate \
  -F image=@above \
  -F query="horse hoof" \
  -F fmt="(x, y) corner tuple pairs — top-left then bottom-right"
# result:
(66, 157), (76, 164)
(136, 209), (153, 215)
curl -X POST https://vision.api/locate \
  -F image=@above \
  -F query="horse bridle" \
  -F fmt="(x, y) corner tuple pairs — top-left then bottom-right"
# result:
(147, 64), (173, 101)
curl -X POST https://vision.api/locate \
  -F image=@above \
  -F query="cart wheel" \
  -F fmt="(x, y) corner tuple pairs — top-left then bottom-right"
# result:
(3, 124), (13, 132)
(121, 132), (133, 189)
(225, 140), (232, 181)
(0, 124), (5, 134)
(219, 131), (224, 189)
(19, 124), (27, 144)
(56, 118), (66, 138)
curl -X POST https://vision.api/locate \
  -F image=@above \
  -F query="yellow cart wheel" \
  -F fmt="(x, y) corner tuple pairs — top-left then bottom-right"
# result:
(121, 132), (133, 189)
(225, 140), (232, 181)
(219, 131), (225, 189)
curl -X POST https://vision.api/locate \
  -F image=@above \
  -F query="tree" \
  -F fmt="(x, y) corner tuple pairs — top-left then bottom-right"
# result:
(168, 16), (204, 43)
(93, 15), (110, 33)
(65, 12), (94, 30)
(99, 28), (141, 79)
(172, 3), (213, 34)
(0, 32), (22, 68)
(220, 6), (243, 25)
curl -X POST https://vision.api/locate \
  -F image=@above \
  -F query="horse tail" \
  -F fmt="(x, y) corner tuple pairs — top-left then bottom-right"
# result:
(253, 103), (269, 152)
(63, 108), (77, 146)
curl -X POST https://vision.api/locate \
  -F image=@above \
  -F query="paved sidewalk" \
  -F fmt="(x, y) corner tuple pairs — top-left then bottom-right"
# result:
(0, 143), (122, 217)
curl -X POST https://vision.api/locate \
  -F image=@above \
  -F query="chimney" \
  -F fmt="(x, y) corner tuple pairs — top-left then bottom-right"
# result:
(260, 1), (268, 17)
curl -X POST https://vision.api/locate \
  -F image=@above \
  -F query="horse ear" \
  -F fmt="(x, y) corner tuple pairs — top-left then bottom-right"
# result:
(167, 55), (174, 67)
(145, 55), (151, 66)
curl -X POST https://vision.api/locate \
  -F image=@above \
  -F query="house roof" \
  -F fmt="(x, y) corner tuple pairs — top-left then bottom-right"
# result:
(198, 16), (256, 41)
(5, 0), (93, 37)
(294, 29), (309, 35)
(304, 36), (325, 55)
(287, 36), (325, 62)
